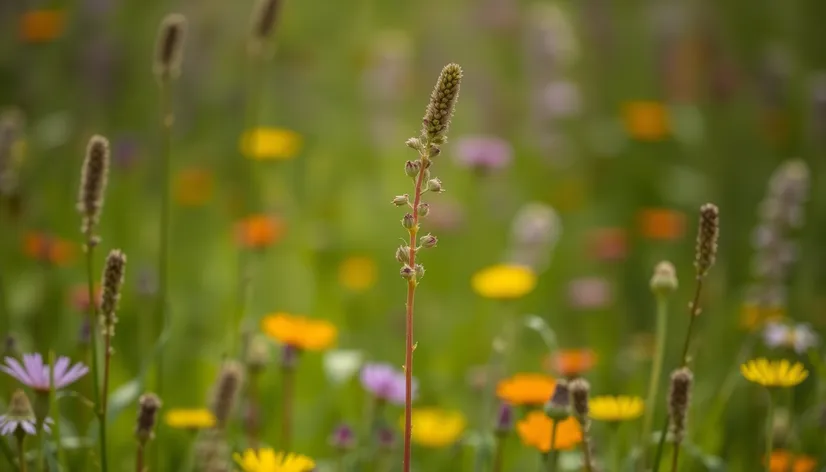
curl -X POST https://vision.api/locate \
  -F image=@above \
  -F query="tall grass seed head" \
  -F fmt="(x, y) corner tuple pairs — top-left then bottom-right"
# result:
(568, 378), (590, 421)
(211, 361), (244, 429)
(135, 393), (162, 444)
(650, 260), (678, 296)
(100, 249), (127, 336)
(668, 367), (693, 443)
(421, 63), (463, 145)
(77, 135), (110, 238)
(153, 13), (187, 80)
(695, 203), (719, 278)
(250, 0), (280, 41)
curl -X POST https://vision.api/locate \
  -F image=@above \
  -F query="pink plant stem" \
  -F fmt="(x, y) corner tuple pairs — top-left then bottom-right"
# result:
(403, 155), (428, 472)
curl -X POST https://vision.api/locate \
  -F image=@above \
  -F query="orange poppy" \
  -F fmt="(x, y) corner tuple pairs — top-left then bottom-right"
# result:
(235, 215), (285, 249)
(544, 349), (597, 377)
(516, 411), (582, 452)
(623, 101), (670, 141)
(20, 10), (65, 43)
(638, 208), (686, 240)
(496, 373), (555, 406)
(23, 232), (75, 266)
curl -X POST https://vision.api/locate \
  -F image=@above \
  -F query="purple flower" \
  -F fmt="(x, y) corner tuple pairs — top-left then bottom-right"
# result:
(360, 363), (416, 405)
(453, 136), (513, 171)
(1, 353), (88, 392)
(763, 322), (819, 354)
(329, 423), (356, 450)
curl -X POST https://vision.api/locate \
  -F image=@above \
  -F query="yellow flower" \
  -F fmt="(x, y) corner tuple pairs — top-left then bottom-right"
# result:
(496, 373), (556, 406)
(588, 396), (644, 422)
(402, 408), (466, 448)
(234, 448), (315, 472)
(516, 411), (582, 452)
(261, 313), (337, 351)
(164, 408), (216, 430)
(240, 127), (302, 160)
(741, 358), (808, 388)
(471, 264), (537, 300)
(622, 101), (670, 141)
(338, 256), (377, 292)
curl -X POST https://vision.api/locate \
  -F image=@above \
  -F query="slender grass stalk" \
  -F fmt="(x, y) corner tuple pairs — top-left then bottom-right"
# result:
(16, 435), (25, 472)
(245, 370), (260, 449)
(155, 78), (172, 401)
(136, 443), (145, 472)
(47, 352), (65, 469)
(280, 365), (295, 451)
(641, 294), (669, 463)
(84, 245), (106, 472)
(764, 390), (774, 472)
(492, 435), (506, 472)
(670, 442), (680, 472)
(546, 422), (559, 472)
(581, 440), (593, 472)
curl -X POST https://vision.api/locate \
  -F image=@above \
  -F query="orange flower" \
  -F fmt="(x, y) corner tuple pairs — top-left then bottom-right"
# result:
(767, 450), (817, 472)
(623, 101), (670, 141)
(23, 232), (75, 266)
(20, 10), (65, 43)
(517, 411), (582, 452)
(235, 215), (285, 249)
(496, 373), (555, 406)
(741, 303), (785, 331)
(589, 227), (627, 262)
(544, 349), (597, 377)
(174, 167), (214, 207)
(261, 313), (337, 351)
(638, 208), (685, 240)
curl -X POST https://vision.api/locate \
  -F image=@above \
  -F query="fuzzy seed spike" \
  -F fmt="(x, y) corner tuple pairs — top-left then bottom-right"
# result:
(154, 13), (187, 80)
(421, 63), (463, 146)
(77, 134), (110, 238)
(695, 203), (719, 278)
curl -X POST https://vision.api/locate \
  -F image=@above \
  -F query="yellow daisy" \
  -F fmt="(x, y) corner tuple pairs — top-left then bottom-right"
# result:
(338, 256), (378, 292)
(240, 127), (302, 160)
(234, 448), (315, 472)
(402, 408), (466, 448)
(261, 313), (337, 351)
(741, 358), (808, 388)
(164, 408), (216, 430)
(588, 395), (644, 422)
(471, 264), (537, 300)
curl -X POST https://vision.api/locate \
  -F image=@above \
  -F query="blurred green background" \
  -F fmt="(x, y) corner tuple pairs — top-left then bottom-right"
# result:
(2, 0), (826, 470)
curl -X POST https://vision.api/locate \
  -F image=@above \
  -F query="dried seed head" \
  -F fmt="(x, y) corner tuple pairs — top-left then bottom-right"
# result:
(402, 213), (415, 230)
(211, 361), (243, 429)
(544, 379), (571, 420)
(414, 263), (425, 280)
(395, 246), (411, 264)
(650, 261), (678, 296)
(419, 233), (438, 249)
(404, 160), (420, 178)
(100, 250), (127, 336)
(153, 14), (187, 81)
(569, 378), (590, 422)
(250, 0), (280, 41)
(417, 203), (430, 217)
(695, 204), (719, 278)
(426, 178), (444, 193)
(400, 264), (414, 280)
(668, 367), (693, 443)
(392, 194), (409, 206)
(77, 135), (110, 238)
(135, 393), (162, 444)
(421, 63), (463, 145)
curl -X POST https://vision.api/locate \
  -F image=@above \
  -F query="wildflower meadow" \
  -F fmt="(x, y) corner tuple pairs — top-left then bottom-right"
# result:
(2, 0), (826, 471)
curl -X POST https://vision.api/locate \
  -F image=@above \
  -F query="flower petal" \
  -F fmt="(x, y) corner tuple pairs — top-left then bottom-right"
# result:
(1, 357), (34, 385)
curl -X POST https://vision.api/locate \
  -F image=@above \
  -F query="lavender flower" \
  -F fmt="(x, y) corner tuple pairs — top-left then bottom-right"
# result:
(763, 322), (819, 354)
(453, 136), (513, 171)
(360, 363), (417, 405)
(1, 353), (88, 392)
(329, 423), (356, 450)
(0, 389), (52, 436)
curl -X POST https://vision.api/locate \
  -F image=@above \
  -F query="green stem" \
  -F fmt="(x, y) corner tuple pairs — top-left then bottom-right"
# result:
(670, 442), (681, 472)
(16, 435), (25, 472)
(280, 366), (295, 452)
(764, 390), (774, 472)
(48, 351), (65, 469)
(154, 77), (173, 470)
(641, 295), (668, 467)
(0, 437), (17, 472)
(37, 427), (44, 472)
(580, 433), (593, 472)
(492, 435), (506, 472)
(547, 422), (559, 472)
(84, 243), (106, 472)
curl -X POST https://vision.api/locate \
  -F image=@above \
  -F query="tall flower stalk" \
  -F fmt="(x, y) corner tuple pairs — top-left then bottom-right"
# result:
(395, 64), (462, 472)
(76, 134), (110, 472)
(152, 14), (186, 468)
(99, 249), (126, 457)
(652, 204), (719, 471)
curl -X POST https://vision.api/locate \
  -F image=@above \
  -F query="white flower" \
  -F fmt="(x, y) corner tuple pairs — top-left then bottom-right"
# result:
(763, 322), (819, 354)
(323, 349), (364, 385)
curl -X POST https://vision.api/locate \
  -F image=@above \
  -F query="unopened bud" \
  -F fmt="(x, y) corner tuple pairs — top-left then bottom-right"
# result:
(417, 203), (430, 217)
(392, 194), (409, 207)
(650, 261), (678, 296)
(405, 137), (422, 151)
(404, 160), (420, 178)
(543, 380), (571, 421)
(419, 233), (438, 249)
(426, 178), (443, 193)
(429, 145), (441, 157)
(414, 264), (425, 280)
(495, 402), (514, 435)
(395, 246), (411, 264)
(400, 265), (415, 280)
(402, 213), (415, 229)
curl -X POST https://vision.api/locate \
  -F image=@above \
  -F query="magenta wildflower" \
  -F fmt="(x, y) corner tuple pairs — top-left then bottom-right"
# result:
(360, 363), (417, 405)
(453, 136), (513, 171)
(1, 353), (88, 392)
